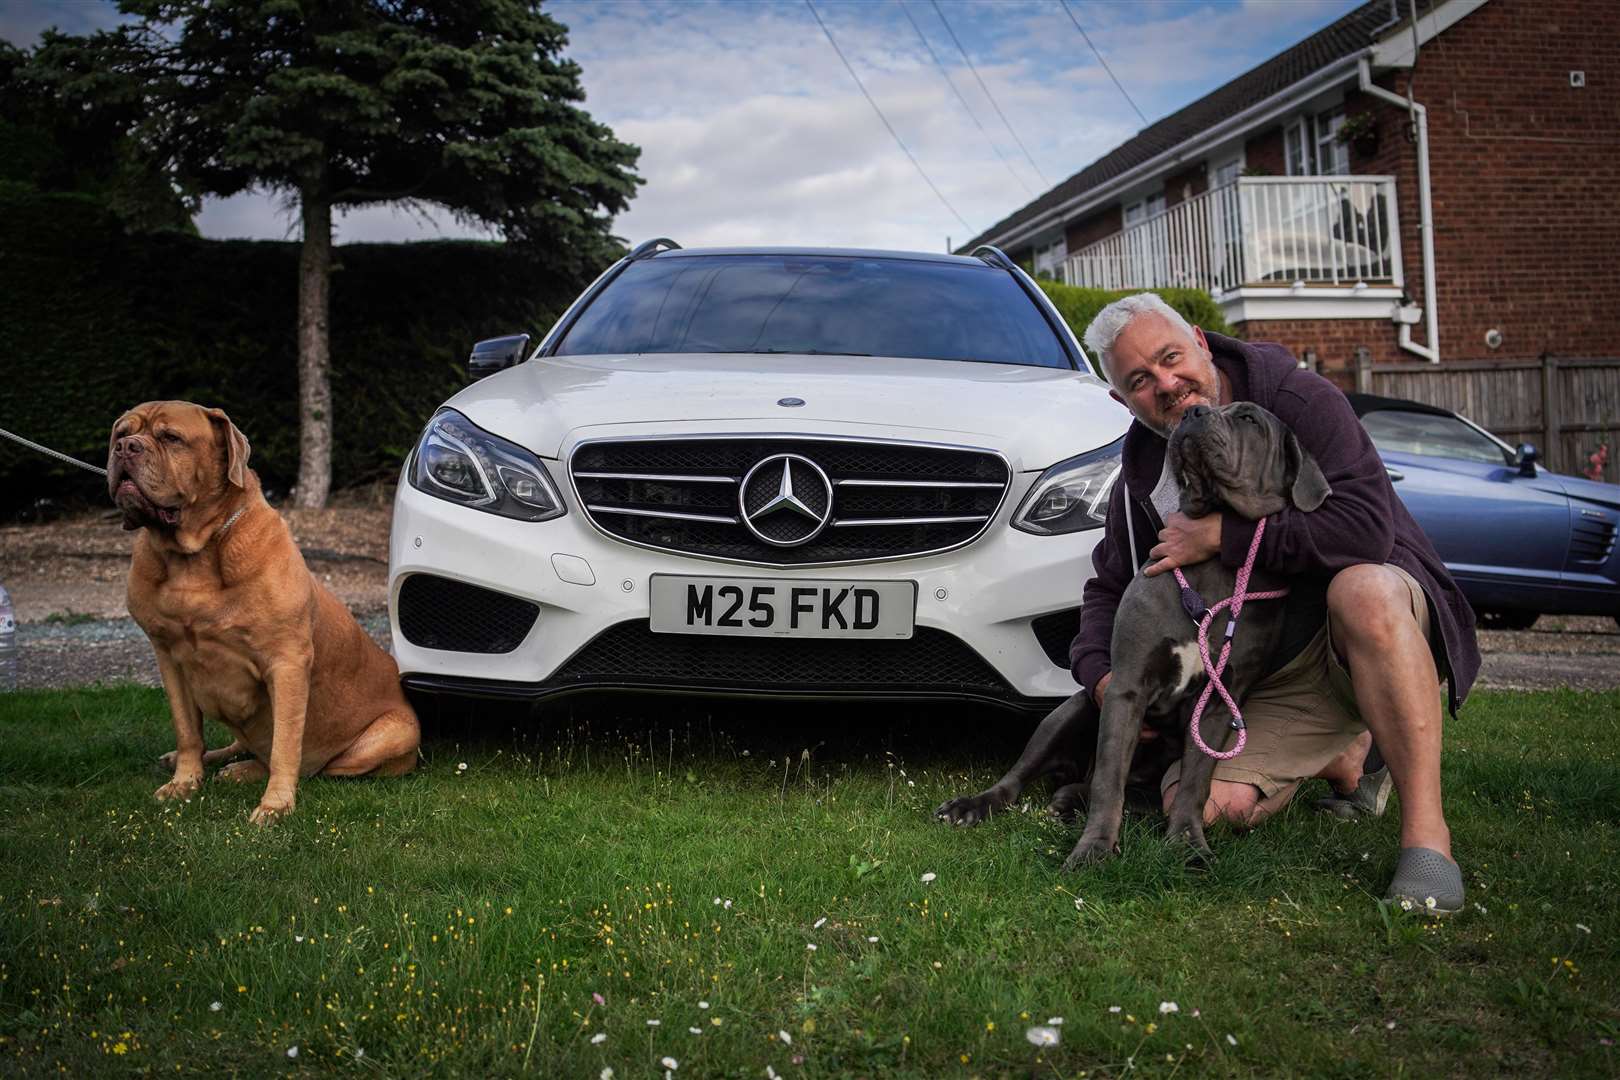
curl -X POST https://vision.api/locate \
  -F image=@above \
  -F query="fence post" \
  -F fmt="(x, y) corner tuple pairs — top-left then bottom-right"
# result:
(1354, 347), (1372, 394)
(1541, 353), (1559, 463)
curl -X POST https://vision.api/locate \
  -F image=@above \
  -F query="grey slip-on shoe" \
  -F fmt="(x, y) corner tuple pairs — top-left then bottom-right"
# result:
(1314, 765), (1393, 819)
(1385, 846), (1465, 915)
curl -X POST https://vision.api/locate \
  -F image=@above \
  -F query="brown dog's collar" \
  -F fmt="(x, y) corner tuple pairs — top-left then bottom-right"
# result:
(215, 505), (248, 543)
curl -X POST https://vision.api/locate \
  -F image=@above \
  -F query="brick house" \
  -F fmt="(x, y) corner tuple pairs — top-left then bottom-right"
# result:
(961, 0), (1620, 388)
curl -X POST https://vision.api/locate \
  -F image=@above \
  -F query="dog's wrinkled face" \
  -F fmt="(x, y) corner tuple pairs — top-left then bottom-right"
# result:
(107, 402), (251, 532)
(1167, 402), (1330, 520)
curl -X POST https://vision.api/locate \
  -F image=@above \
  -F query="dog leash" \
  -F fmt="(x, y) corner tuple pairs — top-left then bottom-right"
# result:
(1173, 518), (1288, 761)
(0, 426), (108, 476)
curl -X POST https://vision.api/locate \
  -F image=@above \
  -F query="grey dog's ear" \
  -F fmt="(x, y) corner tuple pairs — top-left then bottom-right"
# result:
(1285, 430), (1331, 511)
(206, 407), (252, 489)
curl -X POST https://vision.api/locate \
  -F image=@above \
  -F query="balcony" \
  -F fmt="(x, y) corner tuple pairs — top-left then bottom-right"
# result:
(1062, 176), (1403, 311)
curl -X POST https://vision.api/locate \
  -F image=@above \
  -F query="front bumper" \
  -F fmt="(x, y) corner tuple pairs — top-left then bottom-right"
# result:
(389, 469), (1094, 710)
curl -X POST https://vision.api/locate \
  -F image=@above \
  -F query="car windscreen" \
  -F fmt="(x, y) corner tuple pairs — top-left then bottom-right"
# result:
(1359, 409), (1511, 466)
(553, 254), (1071, 368)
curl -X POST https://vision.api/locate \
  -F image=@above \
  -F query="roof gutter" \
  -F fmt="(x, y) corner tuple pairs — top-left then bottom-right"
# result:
(981, 53), (1366, 252)
(1358, 55), (1439, 363)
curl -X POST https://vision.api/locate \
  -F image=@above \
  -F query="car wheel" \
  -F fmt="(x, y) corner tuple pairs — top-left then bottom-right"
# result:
(1478, 610), (1539, 631)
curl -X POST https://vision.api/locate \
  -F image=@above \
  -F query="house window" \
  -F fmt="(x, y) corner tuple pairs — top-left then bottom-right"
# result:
(1285, 108), (1348, 176)
(1033, 237), (1067, 280)
(1123, 193), (1165, 227)
(1212, 157), (1242, 188)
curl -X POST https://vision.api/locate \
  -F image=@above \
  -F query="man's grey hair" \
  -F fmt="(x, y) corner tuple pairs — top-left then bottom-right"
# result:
(1082, 292), (1197, 385)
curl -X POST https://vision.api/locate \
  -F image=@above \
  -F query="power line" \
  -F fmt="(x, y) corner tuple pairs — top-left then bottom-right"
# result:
(805, 0), (973, 233)
(897, 0), (1036, 199)
(1057, 0), (1148, 127)
(928, 0), (1049, 187)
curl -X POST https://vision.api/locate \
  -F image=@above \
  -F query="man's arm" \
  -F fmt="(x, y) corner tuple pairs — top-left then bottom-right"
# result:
(1069, 479), (1135, 701)
(1220, 373), (1395, 575)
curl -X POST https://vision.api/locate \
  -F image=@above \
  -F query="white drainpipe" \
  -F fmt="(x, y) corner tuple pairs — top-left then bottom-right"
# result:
(1359, 56), (1438, 362)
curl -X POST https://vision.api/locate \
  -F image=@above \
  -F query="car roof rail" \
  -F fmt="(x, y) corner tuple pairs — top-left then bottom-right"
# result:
(628, 238), (682, 261)
(971, 245), (1018, 272)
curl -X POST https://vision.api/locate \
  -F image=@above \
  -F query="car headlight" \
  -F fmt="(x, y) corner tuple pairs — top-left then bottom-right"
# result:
(408, 408), (565, 522)
(1012, 437), (1123, 535)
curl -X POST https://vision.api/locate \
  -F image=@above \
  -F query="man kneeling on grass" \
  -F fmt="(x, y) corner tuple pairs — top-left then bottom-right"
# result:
(1071, 294), (1481, 913)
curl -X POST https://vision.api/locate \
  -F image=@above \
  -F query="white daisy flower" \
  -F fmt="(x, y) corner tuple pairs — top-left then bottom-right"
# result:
(778, 1029), (793, 1045)
(1159, 1001), (1180, 1015)
(1025, 1025), (1061, 1047)
(920, 872), (937, 883)
(591, 1032), (607, 1045)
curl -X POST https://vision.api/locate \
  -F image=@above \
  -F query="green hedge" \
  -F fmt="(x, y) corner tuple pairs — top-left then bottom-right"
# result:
(0, 192), (590, 513)
(1035, 280), (1232, 377)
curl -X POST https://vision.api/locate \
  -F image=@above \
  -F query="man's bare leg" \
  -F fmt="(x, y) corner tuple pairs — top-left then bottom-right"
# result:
(1326, 565), (1450, 858)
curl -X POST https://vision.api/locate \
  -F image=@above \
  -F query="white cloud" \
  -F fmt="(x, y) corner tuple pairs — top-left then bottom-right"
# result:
(1, 0), (1365, 250)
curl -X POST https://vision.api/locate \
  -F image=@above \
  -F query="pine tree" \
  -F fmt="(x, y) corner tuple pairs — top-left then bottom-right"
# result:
(30, 1), (641, 506)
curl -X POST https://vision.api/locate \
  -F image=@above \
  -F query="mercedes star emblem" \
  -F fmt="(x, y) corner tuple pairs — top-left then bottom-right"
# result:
(738, 453), (833, 547)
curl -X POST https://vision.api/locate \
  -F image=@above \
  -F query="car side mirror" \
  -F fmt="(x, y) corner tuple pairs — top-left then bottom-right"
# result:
(468, 333), (531, 382)
(1515, 442), (1538, 477)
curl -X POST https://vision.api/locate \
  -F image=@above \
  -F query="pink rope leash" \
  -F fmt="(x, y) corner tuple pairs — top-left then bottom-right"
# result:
(1171, 518), (1288, 760)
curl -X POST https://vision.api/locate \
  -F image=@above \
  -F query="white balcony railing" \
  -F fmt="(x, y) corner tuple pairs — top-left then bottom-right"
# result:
(1062, 176), (1401, 294)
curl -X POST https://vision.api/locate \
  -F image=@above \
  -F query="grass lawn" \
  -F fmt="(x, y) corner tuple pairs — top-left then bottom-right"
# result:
(1, 687), (1616, 1078)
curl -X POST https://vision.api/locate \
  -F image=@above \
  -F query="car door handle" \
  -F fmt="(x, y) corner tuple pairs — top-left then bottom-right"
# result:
(1384, 466), (1405, 482)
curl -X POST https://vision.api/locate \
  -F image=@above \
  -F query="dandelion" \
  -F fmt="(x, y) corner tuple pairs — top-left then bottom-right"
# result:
(1146, 1022), (1158, 1035)
(1026, 1025), (1061, 1047)
(287, 1046), (299, 1059)
(778, 1029), (793, 1045)
(209, 1002), (221, 1012)
(813, 917), (827, 929)
(1159, 1001), (1180, 1015)
(591, 1033), (607, 1045)
(985, 1021), (995, 1032)
(661, 1056), (679, 1069)
(921, 872), (937, 884)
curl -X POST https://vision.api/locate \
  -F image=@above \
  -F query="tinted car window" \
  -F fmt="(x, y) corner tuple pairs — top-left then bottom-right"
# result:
(554, 254), (1070, 368)
(1360, 409), (1509, 465)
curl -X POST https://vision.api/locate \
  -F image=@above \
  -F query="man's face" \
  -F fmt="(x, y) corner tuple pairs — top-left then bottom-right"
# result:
(1104, 314), (1224, 437)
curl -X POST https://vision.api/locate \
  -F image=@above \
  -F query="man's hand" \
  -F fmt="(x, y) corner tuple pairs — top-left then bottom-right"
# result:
(1091, 671), (1111, 709)
(1142, 511), (1222, 577)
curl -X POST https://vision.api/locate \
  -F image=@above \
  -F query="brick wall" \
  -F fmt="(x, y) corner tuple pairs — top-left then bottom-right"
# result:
(1164, 163), (1208, 207)
(1231, 318), (1406, 391)
(1065, 206), (1123, 253)
(1361, 0), (1620, 362)
(1244, 128), (1286, 176)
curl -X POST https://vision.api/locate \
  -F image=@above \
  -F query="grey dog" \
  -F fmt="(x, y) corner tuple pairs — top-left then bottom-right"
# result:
(937, 402), (1331, 867)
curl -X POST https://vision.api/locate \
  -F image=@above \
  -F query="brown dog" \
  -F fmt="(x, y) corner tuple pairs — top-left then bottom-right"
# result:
(109, 401), (419, 824)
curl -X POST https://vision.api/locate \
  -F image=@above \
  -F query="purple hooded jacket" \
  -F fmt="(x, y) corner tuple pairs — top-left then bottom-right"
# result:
(1068, 332), (1480, 717)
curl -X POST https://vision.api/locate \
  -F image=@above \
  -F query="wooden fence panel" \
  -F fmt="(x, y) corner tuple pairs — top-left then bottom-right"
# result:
(1354, 355), (1618, 480)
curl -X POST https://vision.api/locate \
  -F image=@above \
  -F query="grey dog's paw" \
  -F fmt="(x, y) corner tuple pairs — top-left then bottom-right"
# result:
(1061, 835), (1118, 871)
(1164, 815), (1215, 861)
(1046, 782), (1088, 822)
(934, 788), (1010, 826)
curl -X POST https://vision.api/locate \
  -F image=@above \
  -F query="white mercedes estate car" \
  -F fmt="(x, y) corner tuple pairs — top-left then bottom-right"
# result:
(388, 242), (1127, 712)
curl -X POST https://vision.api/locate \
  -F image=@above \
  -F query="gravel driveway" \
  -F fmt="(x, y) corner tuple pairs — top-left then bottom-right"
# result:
(4, 508), (1617, 693)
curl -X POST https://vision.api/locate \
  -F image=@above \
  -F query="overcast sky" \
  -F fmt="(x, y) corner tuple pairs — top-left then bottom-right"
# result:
(2, 0), (1362, 251)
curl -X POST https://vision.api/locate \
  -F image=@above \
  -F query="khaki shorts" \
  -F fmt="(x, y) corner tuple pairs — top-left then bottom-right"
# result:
(1161, 564), (1432, 800)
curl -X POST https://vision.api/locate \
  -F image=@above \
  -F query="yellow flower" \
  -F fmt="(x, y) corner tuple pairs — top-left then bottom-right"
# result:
(985, 1021), (995, 1032)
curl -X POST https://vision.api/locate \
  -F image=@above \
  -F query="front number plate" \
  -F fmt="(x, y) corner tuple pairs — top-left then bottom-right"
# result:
(649, 576), (916, 639)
